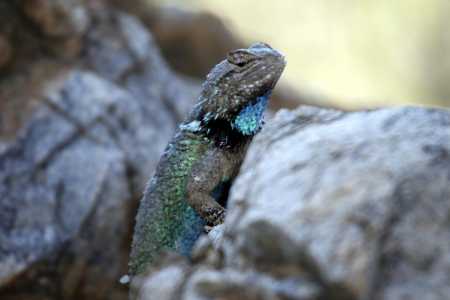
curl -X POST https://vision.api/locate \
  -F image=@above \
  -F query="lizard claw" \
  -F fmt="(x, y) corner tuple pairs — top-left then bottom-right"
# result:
(204, 207), (226, 226)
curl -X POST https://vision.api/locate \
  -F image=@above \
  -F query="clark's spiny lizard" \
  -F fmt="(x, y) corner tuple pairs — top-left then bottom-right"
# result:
(129, 43), (286, 275)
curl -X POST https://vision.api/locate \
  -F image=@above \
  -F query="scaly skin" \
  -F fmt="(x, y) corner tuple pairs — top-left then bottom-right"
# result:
(129, 132), (208, 275)
(129, 42), (285, 276)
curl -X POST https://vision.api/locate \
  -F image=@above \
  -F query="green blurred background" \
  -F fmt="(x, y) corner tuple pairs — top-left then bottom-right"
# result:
(156, 0), (450, 108)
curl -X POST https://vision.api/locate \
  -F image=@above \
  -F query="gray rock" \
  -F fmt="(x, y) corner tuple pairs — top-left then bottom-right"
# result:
(224, 106), (450, 300)
(0, 6), (199, 300)
(132, 261), (189, 300)
(183, 268), (320, 300)
(136, 105), (450, 300)
(0, 70), (153, 292)
(85, 12), (199, 124)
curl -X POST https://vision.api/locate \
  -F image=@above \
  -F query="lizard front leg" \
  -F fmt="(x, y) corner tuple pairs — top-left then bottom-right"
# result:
(186, 150), (230, 226)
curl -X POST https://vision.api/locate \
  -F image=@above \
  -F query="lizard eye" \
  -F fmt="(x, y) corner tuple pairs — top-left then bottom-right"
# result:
(227, 50), (255, 67)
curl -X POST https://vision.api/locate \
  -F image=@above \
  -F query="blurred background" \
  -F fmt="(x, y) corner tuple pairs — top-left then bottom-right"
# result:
(155, 0), (450, 108)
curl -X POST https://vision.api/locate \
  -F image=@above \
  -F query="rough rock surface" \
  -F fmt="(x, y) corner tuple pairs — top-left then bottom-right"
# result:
(134, 106), (450, 300)
(0, 2), (198, 299)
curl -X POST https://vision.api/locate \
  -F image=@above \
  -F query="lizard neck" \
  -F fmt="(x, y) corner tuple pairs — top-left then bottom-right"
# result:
(198, 118), (252, 149)
(180, 92), (271, 149)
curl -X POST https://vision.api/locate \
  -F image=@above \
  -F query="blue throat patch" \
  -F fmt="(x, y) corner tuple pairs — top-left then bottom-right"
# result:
(232, 92), (270, 135)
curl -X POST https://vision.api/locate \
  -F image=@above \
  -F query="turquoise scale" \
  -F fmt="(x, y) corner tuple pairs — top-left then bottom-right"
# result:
(232, 93), (270, 135)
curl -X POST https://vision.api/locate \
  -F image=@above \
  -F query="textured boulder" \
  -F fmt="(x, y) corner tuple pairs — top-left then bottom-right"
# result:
(0, 3), (198, 300)
(135, 106), (450, 300)
(225, 106), (450, 300)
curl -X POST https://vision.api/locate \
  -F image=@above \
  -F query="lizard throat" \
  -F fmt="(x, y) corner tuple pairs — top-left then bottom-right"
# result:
(231, 92), (270, 135)
(185, 91), (272, 149)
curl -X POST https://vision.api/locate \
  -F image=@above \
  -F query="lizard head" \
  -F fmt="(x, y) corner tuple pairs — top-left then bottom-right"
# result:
(185, 43), (285, 145)
(192, 43), (286, 122)
(223, 42), (286, 100)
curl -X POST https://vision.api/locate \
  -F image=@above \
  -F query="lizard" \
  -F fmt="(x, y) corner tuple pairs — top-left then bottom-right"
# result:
(129, 42), (286, 276)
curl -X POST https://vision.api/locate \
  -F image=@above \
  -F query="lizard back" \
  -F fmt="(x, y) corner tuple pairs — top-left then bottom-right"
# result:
(129, 131), (209, 275)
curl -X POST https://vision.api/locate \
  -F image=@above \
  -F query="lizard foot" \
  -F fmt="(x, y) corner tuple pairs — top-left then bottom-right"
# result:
(204, 207), (226, 226)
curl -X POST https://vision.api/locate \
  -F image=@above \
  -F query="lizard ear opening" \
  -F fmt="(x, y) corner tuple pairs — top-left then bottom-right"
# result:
(227, 50), (255, 67)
